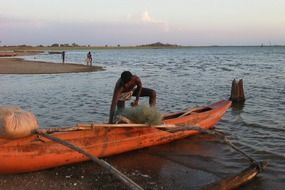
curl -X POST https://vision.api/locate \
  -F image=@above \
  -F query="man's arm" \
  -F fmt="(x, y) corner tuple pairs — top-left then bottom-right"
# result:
(109, 85), (122, 123)
(133, 76), (142, 106)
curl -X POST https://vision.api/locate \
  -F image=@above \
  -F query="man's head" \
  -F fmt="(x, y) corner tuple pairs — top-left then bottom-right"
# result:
(121, 71), (133, 84)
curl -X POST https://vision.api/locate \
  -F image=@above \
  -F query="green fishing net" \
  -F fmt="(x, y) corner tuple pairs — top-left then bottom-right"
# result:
(118, 105), (162, 125)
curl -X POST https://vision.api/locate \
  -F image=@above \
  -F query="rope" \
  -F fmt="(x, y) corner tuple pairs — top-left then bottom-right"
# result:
(166, 126), (258, 164)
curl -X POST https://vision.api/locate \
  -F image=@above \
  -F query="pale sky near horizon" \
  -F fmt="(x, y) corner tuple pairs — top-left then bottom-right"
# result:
(1, 0), (285, 46)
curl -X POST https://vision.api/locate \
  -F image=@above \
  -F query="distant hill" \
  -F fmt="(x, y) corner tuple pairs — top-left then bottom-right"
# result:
(137, 42), (180, 48)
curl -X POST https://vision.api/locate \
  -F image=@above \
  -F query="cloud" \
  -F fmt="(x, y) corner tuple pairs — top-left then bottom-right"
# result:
(126, 10), (169, 32)
(0, 16), (174, 46)
(140, 10), (169, 32)
(2, 12), (284, 46)
(141, 11), (152, 22)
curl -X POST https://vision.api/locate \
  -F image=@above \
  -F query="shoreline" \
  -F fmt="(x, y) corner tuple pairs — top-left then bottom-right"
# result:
(0, 57), (104, 74)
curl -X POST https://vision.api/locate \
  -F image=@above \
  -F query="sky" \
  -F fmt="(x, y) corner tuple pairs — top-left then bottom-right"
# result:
(1, 0), (285, 46)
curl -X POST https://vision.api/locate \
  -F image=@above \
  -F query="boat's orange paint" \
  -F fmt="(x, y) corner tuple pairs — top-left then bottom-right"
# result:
(0, 100), (231, 174)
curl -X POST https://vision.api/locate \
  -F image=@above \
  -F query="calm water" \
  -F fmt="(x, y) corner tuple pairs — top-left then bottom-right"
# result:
(0, 47), (284, 189)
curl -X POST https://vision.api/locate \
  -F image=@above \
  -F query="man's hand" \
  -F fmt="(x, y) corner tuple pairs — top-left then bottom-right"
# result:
(131, 100), (139, 107)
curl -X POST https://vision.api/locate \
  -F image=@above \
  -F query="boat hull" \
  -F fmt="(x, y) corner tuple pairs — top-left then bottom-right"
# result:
(0, 100), (231, 174)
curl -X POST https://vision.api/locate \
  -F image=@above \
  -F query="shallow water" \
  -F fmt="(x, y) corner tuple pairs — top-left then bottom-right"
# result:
(1, 47), (284, 189)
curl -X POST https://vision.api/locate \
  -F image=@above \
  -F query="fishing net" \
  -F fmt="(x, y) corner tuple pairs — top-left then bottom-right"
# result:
(117, 105), (162, 125)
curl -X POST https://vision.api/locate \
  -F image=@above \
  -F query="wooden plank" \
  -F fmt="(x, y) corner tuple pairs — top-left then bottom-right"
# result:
(206, 161), (267, 190)
(36, 123), (182, 134)
(178, 107), (201, 118)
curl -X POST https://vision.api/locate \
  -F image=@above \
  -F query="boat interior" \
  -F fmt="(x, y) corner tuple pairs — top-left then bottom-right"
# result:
(163, 107), (212, 120)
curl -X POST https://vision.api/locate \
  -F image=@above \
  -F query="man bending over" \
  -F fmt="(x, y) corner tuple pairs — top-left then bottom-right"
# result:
(109, 71), (156, 123)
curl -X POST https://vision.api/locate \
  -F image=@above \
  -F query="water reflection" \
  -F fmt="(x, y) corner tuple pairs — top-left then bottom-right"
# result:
(231, 101), (245, 111)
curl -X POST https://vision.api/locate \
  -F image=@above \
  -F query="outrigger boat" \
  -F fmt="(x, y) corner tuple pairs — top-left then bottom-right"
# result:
(0, 100), (232, 174)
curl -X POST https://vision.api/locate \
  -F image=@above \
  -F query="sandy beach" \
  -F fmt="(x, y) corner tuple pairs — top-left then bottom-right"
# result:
(0, 58), (103, 74)
(0, 161), (131, 190)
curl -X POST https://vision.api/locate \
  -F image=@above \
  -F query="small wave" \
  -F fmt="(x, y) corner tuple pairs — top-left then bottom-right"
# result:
(235, 141), (285, 159)
(263, 66), (273, 69)
(241, 120), (285, 133)
(219, 67), (233, 71)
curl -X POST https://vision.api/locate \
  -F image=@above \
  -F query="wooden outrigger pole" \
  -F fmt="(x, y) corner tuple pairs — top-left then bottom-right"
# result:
(35, 123), (267, 190)
(167, 125), (267, 190)
(35, 130), (144, 190)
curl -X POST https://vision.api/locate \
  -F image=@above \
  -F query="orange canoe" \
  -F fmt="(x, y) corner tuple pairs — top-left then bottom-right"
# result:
(0, 100), (231, 174)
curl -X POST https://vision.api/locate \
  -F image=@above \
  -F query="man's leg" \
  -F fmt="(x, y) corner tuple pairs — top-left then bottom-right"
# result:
(117, 101), (125, 110)
(133, 87), (156, 106)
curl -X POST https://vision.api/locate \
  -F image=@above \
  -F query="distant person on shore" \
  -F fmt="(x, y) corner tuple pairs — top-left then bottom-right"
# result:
(62, 51), (65, 64)
(109, 71), (156, 123)
(86, 51), (92, 66)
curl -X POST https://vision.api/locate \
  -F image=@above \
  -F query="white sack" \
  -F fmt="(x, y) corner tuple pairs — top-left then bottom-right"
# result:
(0, 106), (39, 139)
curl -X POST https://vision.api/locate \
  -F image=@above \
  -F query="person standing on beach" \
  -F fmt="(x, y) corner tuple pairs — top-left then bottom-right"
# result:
(62, 51), (65, 64)
(109, 71), (156, 123)
(86, 51), (92, 66)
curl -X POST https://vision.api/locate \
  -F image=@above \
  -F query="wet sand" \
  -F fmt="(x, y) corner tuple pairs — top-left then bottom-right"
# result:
(0, 162), (129, 190)
(0, 58), (103, 74)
